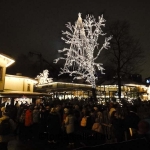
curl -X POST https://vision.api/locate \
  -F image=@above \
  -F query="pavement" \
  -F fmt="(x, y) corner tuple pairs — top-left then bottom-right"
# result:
(7, 135), (83, 150)
(8, 137), (149, 150)
(6, 131), (106, 150)
(8, 139), (67, 150)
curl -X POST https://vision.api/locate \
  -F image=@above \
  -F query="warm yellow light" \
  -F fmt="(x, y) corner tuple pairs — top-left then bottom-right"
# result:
(0, 54), (15, 67)
(6, 74), (38, 84)
(36, 81), (92, 87)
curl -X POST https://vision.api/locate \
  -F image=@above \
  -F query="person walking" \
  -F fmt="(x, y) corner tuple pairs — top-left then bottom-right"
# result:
(0, 109), (16, 150)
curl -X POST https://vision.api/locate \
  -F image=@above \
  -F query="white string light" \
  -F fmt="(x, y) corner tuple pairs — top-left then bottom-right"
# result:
(54, 13), (112, 88)
(35, 70), (53, 86)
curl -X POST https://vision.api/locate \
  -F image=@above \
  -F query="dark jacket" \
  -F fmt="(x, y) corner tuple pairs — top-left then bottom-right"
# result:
(47, 112), (61, 135)
(124, 111), (140, 130)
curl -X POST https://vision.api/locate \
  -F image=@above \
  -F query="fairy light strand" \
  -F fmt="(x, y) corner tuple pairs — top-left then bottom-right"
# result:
(54, 13), (112, 88)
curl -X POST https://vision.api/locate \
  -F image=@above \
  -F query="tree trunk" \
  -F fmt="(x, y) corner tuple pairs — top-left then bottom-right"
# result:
(117, 69), (122, 101)
(118, 77), (122, 101)
(92, 88), (97, 101)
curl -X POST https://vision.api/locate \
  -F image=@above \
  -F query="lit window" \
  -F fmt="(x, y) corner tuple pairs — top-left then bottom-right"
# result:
(27, 84), (30, 91)
(0, 67), (2, 81)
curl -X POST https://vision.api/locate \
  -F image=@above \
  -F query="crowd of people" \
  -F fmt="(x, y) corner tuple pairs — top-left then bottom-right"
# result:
(0, 99), (150, 149)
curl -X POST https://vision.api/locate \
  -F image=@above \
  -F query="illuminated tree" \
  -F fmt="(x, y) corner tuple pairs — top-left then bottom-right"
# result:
(54, 13), (112, 90)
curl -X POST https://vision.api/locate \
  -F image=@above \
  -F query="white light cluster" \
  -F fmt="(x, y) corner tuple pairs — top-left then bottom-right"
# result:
(35, 69), (53, 86)
(54, 13), (112, 88)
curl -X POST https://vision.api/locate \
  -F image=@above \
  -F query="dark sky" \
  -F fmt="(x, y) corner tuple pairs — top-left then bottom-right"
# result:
(0, 0), (150, 79)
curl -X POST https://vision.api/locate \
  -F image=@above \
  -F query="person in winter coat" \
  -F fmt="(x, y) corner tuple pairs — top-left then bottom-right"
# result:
(111, 111), (125, 142)
(43, 106), (50, 132)
(124, 106), (140, 140)
(0, 110), (16, 150)
(65, 109), (75, 148)
(32, 106), (40, 138)
(24, 106), (33, 140)
(80, 111), (94, 131)
(73, 105), (80, 131)
(39, 105), (46, 133)
(47, 108), (61, 143)
(32, 106), (40, 124)
(18, 108), (26, 141)
(25, 106), (33, 127)
(132, 120), (150, 141)
(62, 108), (69, 132)
(1, 107), (6, 117)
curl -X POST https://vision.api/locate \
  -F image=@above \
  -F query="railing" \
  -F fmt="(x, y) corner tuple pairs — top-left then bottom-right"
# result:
(98, 105), (150, 143)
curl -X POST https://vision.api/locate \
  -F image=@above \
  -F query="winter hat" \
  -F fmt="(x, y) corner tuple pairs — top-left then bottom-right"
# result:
(3, 111), (9, 116)
(94, 107), (98, 111)
(1, 107), (6, 112)
(34, 106), (38, 109)
(46, 106), (50, 110)
(75, 105), (79, 110)
(64, 108), (69, 113)
(1, 107), (9, 116)
(50, 107), (56, 113)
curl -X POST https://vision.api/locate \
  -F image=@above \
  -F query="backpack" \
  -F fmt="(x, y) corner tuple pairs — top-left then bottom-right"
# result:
(0, 119), (11, 135)
(92, 123), (102, 133)
(80, 116), (87, 127)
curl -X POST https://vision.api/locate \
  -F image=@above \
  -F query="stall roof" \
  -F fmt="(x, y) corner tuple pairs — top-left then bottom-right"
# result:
(97, 79), (145, 86)
(0, 91), (51, 98)
(6, 74), (38, 83)
(0, 53), (15, 67)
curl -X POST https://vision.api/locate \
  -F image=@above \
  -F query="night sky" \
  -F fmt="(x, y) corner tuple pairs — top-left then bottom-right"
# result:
(0, 0), (150, 79)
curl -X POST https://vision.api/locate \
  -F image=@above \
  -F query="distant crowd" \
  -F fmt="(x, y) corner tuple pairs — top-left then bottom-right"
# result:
(0, 98), (150, 149)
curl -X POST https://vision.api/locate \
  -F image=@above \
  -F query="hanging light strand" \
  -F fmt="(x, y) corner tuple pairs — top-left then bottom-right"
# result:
(54, 13), (112, 88)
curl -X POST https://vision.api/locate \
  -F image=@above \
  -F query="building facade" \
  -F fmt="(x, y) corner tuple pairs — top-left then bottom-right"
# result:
(0, 53), (150, 106)
(35, 80), (149, 102)
(0, 53), (49, 106)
